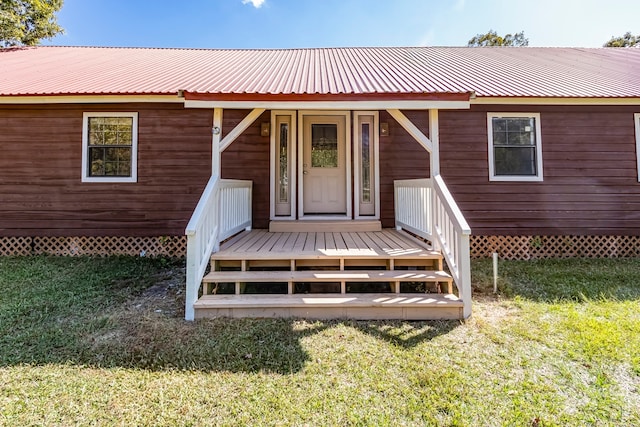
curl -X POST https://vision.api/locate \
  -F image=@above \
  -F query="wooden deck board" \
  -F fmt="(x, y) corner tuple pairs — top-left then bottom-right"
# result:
(213, 229), (440, 260)
(195, 293), (462, 309)
(204, 269), (452, 283)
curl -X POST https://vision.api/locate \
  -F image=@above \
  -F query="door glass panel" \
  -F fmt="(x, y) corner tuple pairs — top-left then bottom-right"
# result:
(311, 124), (338, 168)
(361, 123), (371, 203)
(278, 122), (289, 203)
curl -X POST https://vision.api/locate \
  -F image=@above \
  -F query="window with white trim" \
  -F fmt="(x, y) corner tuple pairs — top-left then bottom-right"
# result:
(635, 113), (640, 182)
(487, 113), (543, 181)
(82, 112), (138, 183)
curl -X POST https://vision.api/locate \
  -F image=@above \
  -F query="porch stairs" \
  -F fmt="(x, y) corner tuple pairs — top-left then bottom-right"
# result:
(193, 227), (464, 320)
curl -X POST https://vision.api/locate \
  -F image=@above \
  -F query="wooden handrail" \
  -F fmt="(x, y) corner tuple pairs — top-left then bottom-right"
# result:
(394, 175), (472, 318)
(184, 176), (252, 321)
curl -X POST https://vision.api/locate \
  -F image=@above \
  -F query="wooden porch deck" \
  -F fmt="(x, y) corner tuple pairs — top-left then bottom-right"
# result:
(213, 228), (441, 261)
(194, 229), (463, 320)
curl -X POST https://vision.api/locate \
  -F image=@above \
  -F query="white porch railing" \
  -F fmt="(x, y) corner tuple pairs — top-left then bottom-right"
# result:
(184, 176), (252, 321)
(394, 175), (472, 318)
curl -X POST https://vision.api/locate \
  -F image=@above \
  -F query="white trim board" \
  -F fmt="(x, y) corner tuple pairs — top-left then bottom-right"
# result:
(185, 100), (471, 110)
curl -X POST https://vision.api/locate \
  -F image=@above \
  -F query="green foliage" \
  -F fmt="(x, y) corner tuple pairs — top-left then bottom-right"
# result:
(468, 29), (529, 47)
(604, 31), (640, 47)
(0, 0), (64, 47)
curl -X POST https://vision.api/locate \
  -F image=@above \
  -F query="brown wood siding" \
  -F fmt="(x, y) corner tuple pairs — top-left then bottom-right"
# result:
(440, 104), (640, 235)
(221, 110), (271, 229)
(379, 110), (431, 228)
(0, 103), (212, 237)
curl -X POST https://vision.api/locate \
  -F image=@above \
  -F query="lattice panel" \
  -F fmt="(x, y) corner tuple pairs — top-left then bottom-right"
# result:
(471, 235), (640, 260)
(0, 236), (186, 257)
(0, 237), (33, 256)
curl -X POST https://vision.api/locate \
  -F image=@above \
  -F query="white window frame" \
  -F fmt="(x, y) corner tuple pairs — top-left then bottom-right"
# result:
(270, 110), (297, 220)
(635, 113), (640, 182)
(82, 112), (138, 183)
(353, 111), (380, 219)
(487, 112), (543, 182)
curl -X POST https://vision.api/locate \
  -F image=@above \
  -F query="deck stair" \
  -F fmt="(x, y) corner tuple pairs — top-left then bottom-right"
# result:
(194, 229), (464, 320)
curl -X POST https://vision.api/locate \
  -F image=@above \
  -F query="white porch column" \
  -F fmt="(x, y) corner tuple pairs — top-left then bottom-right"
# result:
(212, 108), (223, 176)
(429, 109), (440, 176)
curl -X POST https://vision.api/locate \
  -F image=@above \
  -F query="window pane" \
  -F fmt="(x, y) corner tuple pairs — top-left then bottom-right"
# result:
(493, 117), (536, 146)
(89, 147), (105, 176)
(278, 122), (289, 203)
(361, 123), (371, 203)
(88, 146), (131, 177)
(311, 124), (338, 168)
(494, 146), (536, 176)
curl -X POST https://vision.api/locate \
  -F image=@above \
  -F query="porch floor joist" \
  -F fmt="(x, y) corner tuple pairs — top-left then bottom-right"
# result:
(194, 293), (463, 320)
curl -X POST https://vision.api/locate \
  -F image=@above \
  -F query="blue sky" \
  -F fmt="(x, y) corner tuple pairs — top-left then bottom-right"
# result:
(46, 0), (639, 48)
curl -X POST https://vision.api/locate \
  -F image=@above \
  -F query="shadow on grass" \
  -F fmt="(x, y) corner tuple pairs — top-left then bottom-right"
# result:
(0, 256), (461, 373)
(472, 257), (640, 303)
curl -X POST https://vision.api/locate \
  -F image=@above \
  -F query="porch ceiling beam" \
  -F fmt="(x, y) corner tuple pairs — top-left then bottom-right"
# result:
(219, 108), (266, 152)
(186, 100), (470, 110)
(386, 109), (433, 153)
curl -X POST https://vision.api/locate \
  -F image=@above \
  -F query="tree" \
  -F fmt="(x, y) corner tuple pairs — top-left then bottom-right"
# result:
(603, 32), (639, 47)
(468, 30), (529, 47)
(0, 0), (64, 47)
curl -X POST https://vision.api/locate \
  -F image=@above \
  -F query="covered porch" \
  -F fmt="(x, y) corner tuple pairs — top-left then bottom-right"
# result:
(183, 100), (472, 321)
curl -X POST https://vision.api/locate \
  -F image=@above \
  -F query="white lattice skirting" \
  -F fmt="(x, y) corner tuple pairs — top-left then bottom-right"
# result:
(471, 235), (640, 260)
(0, 236), (186, 257)
(2, 235), (639, 260)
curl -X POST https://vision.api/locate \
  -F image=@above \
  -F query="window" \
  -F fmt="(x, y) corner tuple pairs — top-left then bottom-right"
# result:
(354, 111), (379, 218)
(635, 113), (640, 182)
(487, 113), (543, 181)
(270, 110), (296, 219)
(82, 112), (138, 182)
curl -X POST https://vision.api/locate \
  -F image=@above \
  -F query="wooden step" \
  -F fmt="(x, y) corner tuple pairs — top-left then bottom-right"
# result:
(194, 293), (463, 320)
(203, 269), (452, 284)
(269, 220), (382, 233)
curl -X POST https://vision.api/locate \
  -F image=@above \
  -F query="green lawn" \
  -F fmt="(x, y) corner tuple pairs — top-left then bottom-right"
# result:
(1, 256), (639, 426)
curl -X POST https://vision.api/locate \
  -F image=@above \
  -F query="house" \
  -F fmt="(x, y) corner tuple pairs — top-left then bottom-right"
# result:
(1, 46), (640, 321)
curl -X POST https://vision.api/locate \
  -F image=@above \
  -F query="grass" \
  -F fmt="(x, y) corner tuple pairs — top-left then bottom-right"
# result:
(0, 256), (639, 426)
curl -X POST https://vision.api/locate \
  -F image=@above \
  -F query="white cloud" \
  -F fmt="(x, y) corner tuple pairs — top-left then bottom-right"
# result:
(242, 0), (265, 8)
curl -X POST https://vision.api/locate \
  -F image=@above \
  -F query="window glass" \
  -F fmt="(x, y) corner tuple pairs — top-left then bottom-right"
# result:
(278, 122), (289, 203)
(361, 123), (371, 203)
(311, 124), (338, 168)
(87, 117), (134, 177)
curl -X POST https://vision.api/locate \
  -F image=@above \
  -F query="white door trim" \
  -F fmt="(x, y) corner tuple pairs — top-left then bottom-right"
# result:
(353, 111), (380, 219)
(297, 110), (352, 220)
(270, 110), (297, 220)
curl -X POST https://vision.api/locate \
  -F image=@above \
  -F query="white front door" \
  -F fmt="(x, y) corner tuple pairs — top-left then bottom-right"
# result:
(302, 115), (347, 214)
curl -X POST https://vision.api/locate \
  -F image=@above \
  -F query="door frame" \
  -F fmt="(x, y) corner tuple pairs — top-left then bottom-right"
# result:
(297, 110), (352, 220)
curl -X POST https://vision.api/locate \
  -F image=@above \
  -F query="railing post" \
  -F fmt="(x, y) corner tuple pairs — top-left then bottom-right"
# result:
(184, 233), (198, 321)
(430, 179), (441, 252)
(459, 234), (472, 319)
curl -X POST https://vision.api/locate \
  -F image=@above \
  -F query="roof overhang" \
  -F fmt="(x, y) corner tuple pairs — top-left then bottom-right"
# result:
(472, 96), (640, 105)
(0, 95), (184, 104)
(182, 91), (472, 110)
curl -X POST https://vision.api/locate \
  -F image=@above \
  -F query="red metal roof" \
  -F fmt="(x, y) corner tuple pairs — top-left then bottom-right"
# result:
(1, 46), (640, 99)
